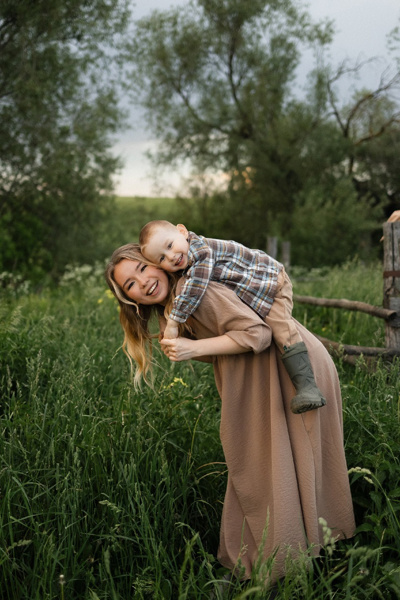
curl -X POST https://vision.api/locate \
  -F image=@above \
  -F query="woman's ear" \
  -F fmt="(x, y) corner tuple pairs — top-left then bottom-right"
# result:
(176, 223), (188, 236)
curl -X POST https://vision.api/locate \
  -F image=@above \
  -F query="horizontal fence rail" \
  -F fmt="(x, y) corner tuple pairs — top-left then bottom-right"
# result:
(294, 295), (397, 321)
(315, 336), (400, 358)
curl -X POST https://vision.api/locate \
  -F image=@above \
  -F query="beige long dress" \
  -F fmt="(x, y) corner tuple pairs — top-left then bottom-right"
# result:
(186, 281), (356, 582)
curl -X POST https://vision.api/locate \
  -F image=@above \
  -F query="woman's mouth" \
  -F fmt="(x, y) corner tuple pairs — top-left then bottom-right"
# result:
(147, 281), (158, 295)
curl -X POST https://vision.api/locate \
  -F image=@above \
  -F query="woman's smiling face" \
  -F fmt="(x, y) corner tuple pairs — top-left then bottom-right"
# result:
(113, 259), (170, 305)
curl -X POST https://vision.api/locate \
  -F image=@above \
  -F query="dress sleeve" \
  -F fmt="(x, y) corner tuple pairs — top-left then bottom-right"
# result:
(169, 239), (214, 323)
(186, 281), (272, 354)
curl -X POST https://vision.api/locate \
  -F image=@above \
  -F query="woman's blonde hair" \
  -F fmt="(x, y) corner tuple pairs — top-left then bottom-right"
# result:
(104, 243), (179, 387)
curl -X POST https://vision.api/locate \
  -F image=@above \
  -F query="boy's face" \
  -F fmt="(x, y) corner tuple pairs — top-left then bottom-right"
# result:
(142, 224), (190, 272)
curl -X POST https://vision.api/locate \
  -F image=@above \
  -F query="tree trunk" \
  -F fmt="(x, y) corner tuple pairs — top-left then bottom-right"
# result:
(282, 241), (291, 270)
(267, 236), (278, 259)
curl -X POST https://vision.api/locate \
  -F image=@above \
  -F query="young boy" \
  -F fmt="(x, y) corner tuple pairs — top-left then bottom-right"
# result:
(139, 220), (326, 414)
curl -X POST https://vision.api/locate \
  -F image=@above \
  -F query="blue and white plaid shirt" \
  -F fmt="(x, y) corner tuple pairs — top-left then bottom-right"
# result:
(170, 232), (282, 323)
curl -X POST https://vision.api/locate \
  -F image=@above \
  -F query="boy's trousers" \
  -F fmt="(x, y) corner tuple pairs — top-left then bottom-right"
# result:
(264, 267), (303, 354)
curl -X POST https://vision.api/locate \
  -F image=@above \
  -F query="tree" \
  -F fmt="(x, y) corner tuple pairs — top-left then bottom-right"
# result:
(0, 0), (131, 281)
(128, 0), (334, 249)
(324, 59), (400, 219)
(128, 1), (400, 266)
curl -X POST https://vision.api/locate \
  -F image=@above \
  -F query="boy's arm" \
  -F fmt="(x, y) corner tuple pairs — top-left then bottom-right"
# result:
(164, 317), (179, 339)
(157, 314), (167, 341)
(169, 239), (214, 324)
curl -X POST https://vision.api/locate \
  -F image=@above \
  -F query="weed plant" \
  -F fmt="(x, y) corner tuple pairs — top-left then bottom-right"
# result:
(0, 260), (399, 598)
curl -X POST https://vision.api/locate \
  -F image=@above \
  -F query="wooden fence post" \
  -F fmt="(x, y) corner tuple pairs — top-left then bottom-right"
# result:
(282, 241), (291, 270)
(383, 221), (400, 350)
(267, 236), (278, 259)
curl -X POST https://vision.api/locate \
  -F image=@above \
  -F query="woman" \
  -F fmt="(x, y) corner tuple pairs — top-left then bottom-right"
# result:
(105, 243), (355, 584)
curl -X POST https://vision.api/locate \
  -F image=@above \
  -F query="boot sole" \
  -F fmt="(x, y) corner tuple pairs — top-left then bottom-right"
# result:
(291, 398), (326, 414)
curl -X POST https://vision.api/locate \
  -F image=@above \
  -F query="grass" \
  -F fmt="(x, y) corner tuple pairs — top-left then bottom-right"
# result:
(0, 260), (400, 598)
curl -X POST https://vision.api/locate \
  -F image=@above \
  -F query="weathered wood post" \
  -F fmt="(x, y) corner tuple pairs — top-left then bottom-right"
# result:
(267, 236), (278, 259)
(383, 221), (400, 350)
(282, 241), (291, 270)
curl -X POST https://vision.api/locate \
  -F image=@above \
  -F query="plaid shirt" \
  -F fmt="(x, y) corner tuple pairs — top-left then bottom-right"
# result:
(170, 232), (282, 323)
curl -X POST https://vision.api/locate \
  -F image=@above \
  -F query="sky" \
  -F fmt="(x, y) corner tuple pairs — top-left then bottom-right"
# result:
(112, 0), (400, 197)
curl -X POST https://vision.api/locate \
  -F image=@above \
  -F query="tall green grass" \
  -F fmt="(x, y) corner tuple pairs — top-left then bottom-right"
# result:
(0, 260), (399, 599)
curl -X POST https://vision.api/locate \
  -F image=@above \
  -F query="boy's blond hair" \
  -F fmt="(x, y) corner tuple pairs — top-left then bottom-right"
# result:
(139, 219), (176, 248)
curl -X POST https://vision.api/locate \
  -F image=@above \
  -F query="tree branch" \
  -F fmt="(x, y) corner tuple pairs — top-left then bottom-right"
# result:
(345, 69), (400, 136)
(174, 83), (231, 136)
(354, 113), (400, 145)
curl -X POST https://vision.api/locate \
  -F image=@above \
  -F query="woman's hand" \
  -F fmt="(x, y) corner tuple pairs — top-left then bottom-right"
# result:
(160, 333), (247, 362)
(160, 337), (197, 362)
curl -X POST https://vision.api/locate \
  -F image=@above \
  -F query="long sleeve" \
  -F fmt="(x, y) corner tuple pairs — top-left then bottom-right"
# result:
(169, 237), (215, 323)
(185, 281), (273, 355)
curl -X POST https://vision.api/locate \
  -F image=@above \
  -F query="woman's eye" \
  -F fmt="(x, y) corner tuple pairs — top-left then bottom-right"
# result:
(141, 265), (147, 272)
(128, 281), (134, 290)
(167, 242), (172, 249)
(160, 256), (165, 263)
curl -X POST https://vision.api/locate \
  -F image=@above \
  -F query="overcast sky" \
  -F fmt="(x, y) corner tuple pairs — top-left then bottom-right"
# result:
(112, 0), (400, 197)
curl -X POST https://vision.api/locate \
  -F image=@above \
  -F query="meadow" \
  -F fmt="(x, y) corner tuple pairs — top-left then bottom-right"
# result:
(1, 253), (400, 598)
(110, 197), (180, 246)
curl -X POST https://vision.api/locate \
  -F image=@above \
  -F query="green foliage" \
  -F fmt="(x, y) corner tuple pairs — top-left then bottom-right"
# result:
(289, 180), (383, 267)
(354, 123), (400, 217)
(1, 261), (400, 597)
(0, 0), (131, 281)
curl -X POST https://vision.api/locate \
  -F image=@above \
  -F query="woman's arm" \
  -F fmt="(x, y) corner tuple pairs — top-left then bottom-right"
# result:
(160, 334), (247, 362)
(165, 280), (273, 361)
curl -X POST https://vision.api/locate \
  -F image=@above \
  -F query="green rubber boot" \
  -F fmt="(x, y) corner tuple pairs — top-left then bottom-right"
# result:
(281, 342), (326, 414)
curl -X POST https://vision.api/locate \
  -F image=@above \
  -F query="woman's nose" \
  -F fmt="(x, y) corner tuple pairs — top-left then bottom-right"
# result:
(137, 273), (148, 286)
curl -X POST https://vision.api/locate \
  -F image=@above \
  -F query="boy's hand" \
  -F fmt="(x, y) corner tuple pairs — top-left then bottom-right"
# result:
(380, 210), (400, 241)
(388, 210), (400, 223)
(158, 315), (167, 341)
(163, 319), (179, 339)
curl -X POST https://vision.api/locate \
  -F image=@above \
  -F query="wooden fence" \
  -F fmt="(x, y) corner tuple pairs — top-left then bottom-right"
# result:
(268, 222), (400, 364)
